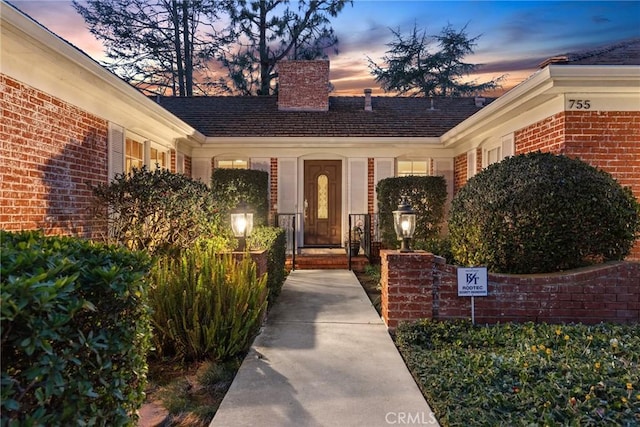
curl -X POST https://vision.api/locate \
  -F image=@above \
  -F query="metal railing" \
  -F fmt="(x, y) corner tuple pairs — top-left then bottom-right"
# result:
(278, 212), (382, 271)
(347, 213), (381, 269)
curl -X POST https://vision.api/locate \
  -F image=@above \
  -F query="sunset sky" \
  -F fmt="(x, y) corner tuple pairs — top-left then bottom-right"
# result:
(9, 0), (640, 96)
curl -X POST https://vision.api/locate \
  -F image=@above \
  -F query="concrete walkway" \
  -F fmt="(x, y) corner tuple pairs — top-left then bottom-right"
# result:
(210, 269), (439, 427)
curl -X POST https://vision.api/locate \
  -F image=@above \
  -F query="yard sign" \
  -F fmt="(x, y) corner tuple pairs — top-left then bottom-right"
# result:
(457, 267), (488, 325)
(457, 267), (488, 296)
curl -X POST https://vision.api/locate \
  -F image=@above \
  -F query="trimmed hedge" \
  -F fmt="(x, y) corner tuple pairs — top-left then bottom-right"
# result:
(1, 231), (152, 426)
(211, 169), (269, 227)
(376, 176), (448, 248)
(449, 152), (640, 273)
(248, 226), (287, 306)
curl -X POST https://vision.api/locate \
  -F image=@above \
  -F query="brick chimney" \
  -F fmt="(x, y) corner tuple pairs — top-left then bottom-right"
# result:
(277, 60), (330, 111)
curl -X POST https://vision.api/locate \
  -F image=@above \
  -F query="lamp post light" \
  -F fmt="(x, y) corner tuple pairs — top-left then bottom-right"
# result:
(231, 201), (253, 251)
(393, 197), (416, 253)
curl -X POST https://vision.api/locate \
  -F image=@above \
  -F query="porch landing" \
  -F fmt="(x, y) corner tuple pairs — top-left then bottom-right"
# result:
(286, 248), (369, 271)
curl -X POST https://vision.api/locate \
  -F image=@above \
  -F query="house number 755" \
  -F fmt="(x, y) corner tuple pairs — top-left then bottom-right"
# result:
(568, 99), (591, 109)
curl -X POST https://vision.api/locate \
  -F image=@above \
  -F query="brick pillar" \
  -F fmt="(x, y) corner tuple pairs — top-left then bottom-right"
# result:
(380, 250), (435, 329)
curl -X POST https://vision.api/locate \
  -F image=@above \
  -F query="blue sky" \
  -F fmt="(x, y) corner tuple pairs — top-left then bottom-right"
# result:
(9, 0), (640, 95)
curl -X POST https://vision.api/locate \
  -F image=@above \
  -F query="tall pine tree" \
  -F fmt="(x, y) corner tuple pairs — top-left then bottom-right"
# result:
(73, 0), (229, 96)
(219, 0), (350, 95)
(368, 24), (504, 97)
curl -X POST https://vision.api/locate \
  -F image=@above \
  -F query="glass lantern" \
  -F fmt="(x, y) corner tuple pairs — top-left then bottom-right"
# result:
(393, 197), (416, 252)
(231, 201), (253, 250)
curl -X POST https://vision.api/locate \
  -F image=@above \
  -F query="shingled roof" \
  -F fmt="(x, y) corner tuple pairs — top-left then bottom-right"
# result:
(156, 95), (492, 138)
(539, 38), (640, 67)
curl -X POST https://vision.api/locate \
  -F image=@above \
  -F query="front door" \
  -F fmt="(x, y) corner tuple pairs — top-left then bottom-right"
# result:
(304, 160), (341, 246)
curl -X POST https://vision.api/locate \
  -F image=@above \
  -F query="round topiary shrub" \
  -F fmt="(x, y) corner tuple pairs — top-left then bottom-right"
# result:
(449, 152), (640, 273)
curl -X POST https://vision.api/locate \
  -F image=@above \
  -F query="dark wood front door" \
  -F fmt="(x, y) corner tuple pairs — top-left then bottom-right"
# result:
(304, 160), (341, 246)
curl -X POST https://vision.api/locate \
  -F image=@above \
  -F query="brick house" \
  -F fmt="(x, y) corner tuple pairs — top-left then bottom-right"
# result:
(2, 4), (639, 258)
(1, 4), (202, 238)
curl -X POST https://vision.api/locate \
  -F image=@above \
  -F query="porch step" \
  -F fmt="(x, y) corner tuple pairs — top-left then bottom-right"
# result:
(286, 254), (368, 271)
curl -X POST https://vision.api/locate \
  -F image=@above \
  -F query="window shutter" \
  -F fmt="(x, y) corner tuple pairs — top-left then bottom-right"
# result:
(191, 158), (212, 185)
(374, 158), (395, 212)
(177, 153), (185, 174)
(502, 134), (515, 158)
(108, 123), (124, 181)
(348, 158), (367, 214)
(278, 158), (297, 213)
(433, 158), (454, 200)
(467, 150), (477, 179)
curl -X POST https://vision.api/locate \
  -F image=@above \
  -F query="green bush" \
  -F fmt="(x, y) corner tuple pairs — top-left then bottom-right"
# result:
(149, 242), (267, 361)
(414, 236), (453, 263)
(376, 176), (448, 248)
(1, 231), (152, 426)
(396, 320), (640, 426)
(211, 169), (269, 226)
(91, 167), (231, 255)
(449, 152), (640, 273)
(247, 226), (287, 306)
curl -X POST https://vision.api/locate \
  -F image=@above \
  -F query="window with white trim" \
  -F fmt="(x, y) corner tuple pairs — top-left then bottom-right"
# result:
(216, 159), (248, 169)
(150, 147), (167, 170)
(482, 134), (515, 168)
(125, 139), (170, 173)
(486, 146), (501, 166)
(397, 160), (429, 176)
(126, 139), (144, 172)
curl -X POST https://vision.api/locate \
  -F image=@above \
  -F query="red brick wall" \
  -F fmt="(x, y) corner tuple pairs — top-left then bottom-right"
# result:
(563, 111), (640, 199)
(277, 60), (329, 111)
(434, 260), (639, 325)
(515, 111), (640, 259)
(453, 153), (467, 195)
(515, 112), (566, 154)
(381, 251), (640, 328)
(184, 155), (192, 177)
(1, 75), (108, 237)
(169, 149), (176, 173)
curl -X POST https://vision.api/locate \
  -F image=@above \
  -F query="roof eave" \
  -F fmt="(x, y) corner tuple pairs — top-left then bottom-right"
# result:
(442, 64), (640, 147)
(1, 2), (205, 145)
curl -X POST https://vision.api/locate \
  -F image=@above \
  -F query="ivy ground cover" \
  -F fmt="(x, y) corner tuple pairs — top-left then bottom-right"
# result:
(395, 320), (639, 426)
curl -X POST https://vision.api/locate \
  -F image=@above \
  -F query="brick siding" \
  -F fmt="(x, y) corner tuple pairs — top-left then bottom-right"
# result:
(381, 251), (640, 329)
(515, 112), (566, 154)
(367, 158), (375, 217)
(1, 75), (108, 238)
(453, 153), (467, 195)
(184, 155), (192, 177)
